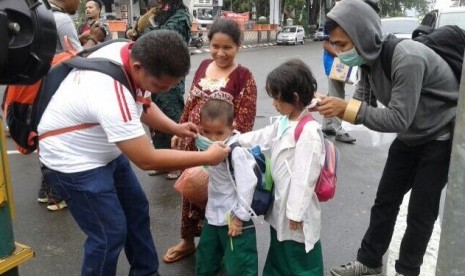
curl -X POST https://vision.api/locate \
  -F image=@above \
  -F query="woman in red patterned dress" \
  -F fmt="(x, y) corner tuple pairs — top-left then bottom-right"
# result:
(163, 18), (257, 264)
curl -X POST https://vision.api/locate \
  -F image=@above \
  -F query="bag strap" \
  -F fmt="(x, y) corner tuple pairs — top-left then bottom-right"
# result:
(32, 56), (133, 130)
(294, 114), (315, 141)
(31, 57), (134, 143)
(225, 141), (261, 219)
(227, 141), (241, 179)
(412, 25), (434, 39)
(38, 123), (99, 141)
(294, 114), (327, 159)
(77, 39), (130, 57)
(380, 34), (403, 80)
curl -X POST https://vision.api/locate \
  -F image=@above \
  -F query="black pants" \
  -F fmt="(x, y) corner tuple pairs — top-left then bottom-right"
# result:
(357, 138), (451, 276)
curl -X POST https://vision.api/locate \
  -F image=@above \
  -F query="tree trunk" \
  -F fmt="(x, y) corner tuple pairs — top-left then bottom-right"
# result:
(310, 0), (320, 26)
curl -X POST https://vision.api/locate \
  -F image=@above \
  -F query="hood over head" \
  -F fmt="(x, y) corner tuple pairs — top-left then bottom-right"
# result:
(327, 0), (382, 64)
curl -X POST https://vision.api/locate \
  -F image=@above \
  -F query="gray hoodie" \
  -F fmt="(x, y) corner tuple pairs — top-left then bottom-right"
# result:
(327, 0), (459, 146)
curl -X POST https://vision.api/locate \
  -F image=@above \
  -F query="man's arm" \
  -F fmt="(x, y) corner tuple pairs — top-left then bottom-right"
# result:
(141, 101), (197, 138)
(56, 14), (83, 52)
(116, 134), (229, 171)
(323, 40), (337, 57)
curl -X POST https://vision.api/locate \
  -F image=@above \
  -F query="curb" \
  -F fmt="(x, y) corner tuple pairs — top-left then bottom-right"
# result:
(189, 42), (277, 55)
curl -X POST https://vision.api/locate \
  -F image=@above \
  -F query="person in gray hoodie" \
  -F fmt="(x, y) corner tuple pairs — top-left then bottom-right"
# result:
(316, 0), (459, 275)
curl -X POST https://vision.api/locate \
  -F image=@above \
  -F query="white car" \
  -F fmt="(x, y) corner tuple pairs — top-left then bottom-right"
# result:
(421, 6), (465, 30)
(313, 27), (325, 41)
(277, 25), (305, 45)
(381, 17), (420, 39)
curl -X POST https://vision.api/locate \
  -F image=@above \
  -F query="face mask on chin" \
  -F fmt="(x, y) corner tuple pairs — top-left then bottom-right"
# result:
(195, 134), (213, 151)
(337, 47), (366, 67)
(195, 134), (229, 151)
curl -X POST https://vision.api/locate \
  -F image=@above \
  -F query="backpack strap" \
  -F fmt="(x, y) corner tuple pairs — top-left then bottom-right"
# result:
(412, 25), (434, 39)
(227, 141), (263, 184)
(227, 141), (241, 180)
(380, 34), (403, 80)
(294, 114), (315, 141)
(77, 39), (131, 57)
(31, 57), (134, 144)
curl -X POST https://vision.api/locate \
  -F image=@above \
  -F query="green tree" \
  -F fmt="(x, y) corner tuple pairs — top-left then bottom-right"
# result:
(379, 0), (429, 17)
(75, 1), (86, 28)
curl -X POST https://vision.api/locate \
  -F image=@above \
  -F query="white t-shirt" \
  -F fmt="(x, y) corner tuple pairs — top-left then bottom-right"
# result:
(38, 42), (149, 173)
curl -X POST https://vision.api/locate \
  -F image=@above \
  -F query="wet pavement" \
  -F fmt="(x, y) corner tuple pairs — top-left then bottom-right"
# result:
(2, 42), (440, 275)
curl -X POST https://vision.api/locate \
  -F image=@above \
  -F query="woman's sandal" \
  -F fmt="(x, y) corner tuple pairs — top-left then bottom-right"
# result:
(162, 245), (196, 264)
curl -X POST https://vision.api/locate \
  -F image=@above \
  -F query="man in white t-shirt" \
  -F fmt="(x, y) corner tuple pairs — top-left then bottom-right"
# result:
(38, 0), (107, 211)
(39, 30), (229, 276)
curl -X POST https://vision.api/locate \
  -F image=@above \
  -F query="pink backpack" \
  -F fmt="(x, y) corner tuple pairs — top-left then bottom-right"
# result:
(294, 114), (339, 202)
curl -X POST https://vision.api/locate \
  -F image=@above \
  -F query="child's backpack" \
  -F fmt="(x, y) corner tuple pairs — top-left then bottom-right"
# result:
(227, 142), (274, 217)
(381, 25), (465, 83)
(295, 114), (340, 202)
(4, 39), (133, 154)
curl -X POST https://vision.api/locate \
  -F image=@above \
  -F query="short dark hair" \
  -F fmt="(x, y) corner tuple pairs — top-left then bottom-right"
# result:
(131, 30), (190, 78)
(86, 0), (103, 11)
(266, 59), (317, 107)
(208, 19), (242, 46)
(324, 18), (339, 34)
(200, 99), (234, 127)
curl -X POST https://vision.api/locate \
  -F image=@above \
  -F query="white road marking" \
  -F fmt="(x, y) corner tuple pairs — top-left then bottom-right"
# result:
(7, 150), (23, 155)
(387, 191), (440, 275)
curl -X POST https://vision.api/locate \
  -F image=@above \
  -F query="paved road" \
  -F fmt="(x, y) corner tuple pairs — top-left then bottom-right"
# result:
(4, 41), (440, 275)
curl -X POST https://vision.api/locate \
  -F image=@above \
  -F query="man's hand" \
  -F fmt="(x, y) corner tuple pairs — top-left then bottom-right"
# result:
(316, 96), (348, 118)
(126, 28), (138, 41)
(289, 220), (303, 231)
(174, 122), (198, 139)
(204, 142), (229, 165)
(228, 216), (243, 237)
(89, 22), (106, 42)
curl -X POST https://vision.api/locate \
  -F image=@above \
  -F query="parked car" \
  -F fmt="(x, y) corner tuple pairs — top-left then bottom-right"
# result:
(381, 17), (420, 39)
(277, 25), (305, 45)
(421, 6), (465, 30)
(100, 12), (117, 21)
(313, 27), (325, 41)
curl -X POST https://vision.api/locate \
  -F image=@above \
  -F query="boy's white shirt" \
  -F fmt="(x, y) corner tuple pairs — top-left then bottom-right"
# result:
(205, 131), (258, 226)
(238, 110), (324, 252)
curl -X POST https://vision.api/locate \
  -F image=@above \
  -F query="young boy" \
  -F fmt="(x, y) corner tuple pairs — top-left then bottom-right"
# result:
(195, 98), (259, 276)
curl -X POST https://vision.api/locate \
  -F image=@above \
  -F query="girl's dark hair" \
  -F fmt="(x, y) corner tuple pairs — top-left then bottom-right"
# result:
(208, 19), (242, 46)
(131, 30), (190, 78)
(266, 59), (317, 107)
(154, 0), (188, 26)
(200, 99), (234, 127)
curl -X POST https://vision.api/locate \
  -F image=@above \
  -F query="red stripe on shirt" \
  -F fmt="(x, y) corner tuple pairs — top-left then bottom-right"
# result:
(119, 82), (132, 121)
(114, 80), (128, 122)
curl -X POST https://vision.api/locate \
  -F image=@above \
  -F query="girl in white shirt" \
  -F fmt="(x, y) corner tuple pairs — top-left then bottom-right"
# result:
(239, 59), (325, 275)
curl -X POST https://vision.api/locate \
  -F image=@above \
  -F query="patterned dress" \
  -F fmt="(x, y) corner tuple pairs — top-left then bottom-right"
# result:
(179, 59), (257, 238)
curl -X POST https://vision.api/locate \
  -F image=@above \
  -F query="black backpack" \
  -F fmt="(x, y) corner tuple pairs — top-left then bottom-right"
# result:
(6, 40), (134, 154)
(381, 25), (465, 82)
